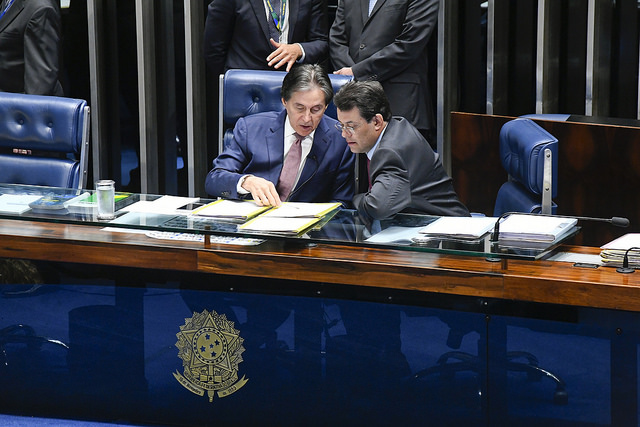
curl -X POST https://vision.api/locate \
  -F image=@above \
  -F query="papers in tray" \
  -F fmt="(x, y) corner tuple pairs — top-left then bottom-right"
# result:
(238, 202), (341, 235)
(600, 233), (640, 268)
(418, 216), (498, 240)
(497, 214), (578, 243)
(191, 199), (271, 221)
(239, 216), (323, 235)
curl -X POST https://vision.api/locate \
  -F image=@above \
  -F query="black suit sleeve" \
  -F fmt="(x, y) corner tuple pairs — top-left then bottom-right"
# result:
(23, 5), (62, 95)
(328, 0), (356, 70)
(294, 0), (329, 65)
(203, 0), (236, 76)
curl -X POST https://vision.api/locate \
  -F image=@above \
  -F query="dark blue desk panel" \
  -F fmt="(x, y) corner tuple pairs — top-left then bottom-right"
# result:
(0, 263), (638, 426)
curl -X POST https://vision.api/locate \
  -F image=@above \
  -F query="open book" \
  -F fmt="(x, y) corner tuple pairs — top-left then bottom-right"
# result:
(191, 199), (271, 221)
(238, 202), (341, 235)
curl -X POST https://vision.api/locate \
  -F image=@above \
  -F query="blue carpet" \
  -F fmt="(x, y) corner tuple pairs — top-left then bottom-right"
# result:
(0, 415), (140, 426)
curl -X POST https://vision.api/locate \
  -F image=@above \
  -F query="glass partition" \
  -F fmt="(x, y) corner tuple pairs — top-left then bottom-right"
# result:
(0, 184), (579, 260)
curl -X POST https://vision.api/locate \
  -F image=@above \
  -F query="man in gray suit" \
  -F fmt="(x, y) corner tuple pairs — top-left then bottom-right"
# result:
(0, 0), (63, 95)
(330, 0), (438, 144)
(334, 80), (469, 222)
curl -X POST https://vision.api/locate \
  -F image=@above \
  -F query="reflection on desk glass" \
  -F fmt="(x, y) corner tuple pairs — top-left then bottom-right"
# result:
(0, 184), (581, 260)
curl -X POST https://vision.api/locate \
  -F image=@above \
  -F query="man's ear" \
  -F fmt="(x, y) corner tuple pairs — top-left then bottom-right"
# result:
(281, 98), (286, 107)
(373, 113), (384, 130)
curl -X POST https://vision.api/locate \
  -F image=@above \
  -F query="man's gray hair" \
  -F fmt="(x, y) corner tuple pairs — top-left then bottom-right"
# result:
(281, 64), (333, 105)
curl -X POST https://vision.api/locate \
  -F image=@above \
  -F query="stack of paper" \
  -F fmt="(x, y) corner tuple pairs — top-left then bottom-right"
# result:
(239, 202), (341, 235)
(191, 199), (271, 221)
(418, 216), (498, 240)
(0, 194), (43, 214)
(497, 214), (578, 243)
(600, 234), (640, 268)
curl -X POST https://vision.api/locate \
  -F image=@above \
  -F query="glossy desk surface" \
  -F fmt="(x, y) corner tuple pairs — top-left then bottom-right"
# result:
(0, 184), (638, 312)
(0, 184), (576, 258)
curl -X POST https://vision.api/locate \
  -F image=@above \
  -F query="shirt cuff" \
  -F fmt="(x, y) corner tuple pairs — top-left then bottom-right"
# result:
(296, 43), (306, 63)
(237, 174), (252, 194)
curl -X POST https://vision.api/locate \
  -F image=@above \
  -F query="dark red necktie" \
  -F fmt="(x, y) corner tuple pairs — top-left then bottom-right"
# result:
(276, 133), (303, 200)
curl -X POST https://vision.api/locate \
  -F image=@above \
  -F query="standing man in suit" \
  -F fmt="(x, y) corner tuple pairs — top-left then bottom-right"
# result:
(329, 0), (438, 144)
(205, 64), (355, 207)
(0, 0), (63, 96)
(203, 0), (329, 76)
(334, 80), (469, 222)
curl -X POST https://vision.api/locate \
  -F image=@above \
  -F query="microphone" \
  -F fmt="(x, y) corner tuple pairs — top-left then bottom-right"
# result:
(616, 246), (640, 274)
(490, 211), (630, 243)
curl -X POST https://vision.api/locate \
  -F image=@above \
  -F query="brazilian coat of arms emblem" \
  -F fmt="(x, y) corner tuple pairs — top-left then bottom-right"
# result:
(174, 309), (248, 402)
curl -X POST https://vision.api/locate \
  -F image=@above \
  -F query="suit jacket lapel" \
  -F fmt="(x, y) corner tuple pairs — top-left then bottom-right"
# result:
(359, 0), (369, 25)
(0, 0), (23, 33)
(250, 0), (271, 42)
(365, 0), (387, 25)
(296, 118), (329, 187)
(266, 110), (287, 183)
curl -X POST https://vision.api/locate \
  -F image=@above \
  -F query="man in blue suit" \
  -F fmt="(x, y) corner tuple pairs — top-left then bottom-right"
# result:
(205, 64), (355, 207)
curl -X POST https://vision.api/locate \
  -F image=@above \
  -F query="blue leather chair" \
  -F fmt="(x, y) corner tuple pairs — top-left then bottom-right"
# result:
(493, 118), (558, 216)
(0, 92), (90, 190)
(218, 69), (352, 153)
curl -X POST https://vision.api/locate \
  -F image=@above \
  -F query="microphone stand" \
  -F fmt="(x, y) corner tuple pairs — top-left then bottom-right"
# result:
(616, 247), (640, 274)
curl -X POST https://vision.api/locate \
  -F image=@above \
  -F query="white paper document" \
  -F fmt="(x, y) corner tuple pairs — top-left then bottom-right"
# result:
(600, 233), (640, 268)
(122, 195), (200, 214)
(419, 216), (498, 240)
(239, 215), (321, 235)
(497, 214), (578, 242)
(365, 226), (424, 244)
(601, 233), (640, 250)
(191, 199), (270, 221)
(0, 194), (43, 214)
(260, 202), (341, 218)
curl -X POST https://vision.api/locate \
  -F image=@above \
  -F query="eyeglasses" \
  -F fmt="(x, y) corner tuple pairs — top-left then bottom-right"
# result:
(335, 121), (363, 135)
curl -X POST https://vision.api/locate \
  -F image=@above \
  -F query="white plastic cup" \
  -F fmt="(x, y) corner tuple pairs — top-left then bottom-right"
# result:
(96, 179), (115, 220)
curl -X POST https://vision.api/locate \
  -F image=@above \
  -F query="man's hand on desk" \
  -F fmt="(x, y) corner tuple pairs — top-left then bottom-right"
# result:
(267, 39), (302, 72)
(241, 175), (282, 207)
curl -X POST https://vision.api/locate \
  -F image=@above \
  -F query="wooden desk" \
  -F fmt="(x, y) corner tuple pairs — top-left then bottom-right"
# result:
(1, 219), (638, 311)
(0, 218), (638, 426)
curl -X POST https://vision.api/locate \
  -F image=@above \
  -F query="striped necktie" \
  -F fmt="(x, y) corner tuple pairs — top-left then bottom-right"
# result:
(267, 0), (281, 42)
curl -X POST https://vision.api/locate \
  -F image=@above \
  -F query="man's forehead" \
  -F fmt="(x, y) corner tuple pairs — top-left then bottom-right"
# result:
(337, 107), (362, 119)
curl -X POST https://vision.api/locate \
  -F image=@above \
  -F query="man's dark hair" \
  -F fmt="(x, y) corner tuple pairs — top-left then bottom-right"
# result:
(334, 80), (392, 122)
(281, 64), (333, 105)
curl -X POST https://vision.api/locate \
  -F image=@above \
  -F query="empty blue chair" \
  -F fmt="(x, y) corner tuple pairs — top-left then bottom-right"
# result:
(493, 118), (558, 216)
(0, 92), (90, 190)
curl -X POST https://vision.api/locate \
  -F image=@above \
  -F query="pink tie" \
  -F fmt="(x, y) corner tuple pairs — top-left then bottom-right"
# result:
(276, 133), (303, 200)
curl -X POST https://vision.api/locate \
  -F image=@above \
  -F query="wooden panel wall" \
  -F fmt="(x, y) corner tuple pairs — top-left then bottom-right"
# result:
(450, 112), (640, 247)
